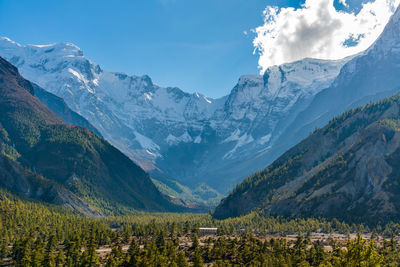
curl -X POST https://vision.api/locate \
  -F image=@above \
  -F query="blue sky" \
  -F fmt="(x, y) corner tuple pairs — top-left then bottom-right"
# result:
(0, 0), (375, 97)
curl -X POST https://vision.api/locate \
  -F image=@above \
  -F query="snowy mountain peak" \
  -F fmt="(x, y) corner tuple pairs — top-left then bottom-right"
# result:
(237, 75), (263, 86)
(0, 37), (83, 58)
(0, 36), (349, 148)
(0, 37), (21, 48)
(263, 57), (350, 97)
(223, 57), (348, 126)
(0, 37), (352, 193)
(28, 42), (82, 56)
(368, 5), (400, 54)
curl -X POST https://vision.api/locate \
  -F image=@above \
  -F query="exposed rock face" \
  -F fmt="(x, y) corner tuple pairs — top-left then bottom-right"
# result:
(0, 56), (180, 214)
(0, 154), (99, 217)
(214, 94), (400, 224)
(33, 83), (102, 137)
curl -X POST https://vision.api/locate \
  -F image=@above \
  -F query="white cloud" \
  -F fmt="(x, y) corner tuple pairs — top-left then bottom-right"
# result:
(253, 0), (400, 73)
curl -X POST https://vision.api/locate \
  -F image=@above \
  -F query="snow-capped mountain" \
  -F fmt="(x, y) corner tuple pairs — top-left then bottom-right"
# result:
(3, 3), (400, 198)
(214, 5), (400, 220)
(0, 37), (351, 193)
(274, 3), (400, 150)
(234, 4), (400, 188)
(0, 37), (349, 195)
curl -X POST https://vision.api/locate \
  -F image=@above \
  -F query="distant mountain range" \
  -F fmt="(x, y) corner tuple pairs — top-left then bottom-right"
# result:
(0, 38), (349, 201)
(1, 5), (399, 209)
(214, 6), (400, 223)
(0, 56), (180, 215)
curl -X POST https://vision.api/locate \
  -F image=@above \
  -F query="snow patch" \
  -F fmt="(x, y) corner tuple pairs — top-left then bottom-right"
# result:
(194, 135), (202, 144)
(0, 37), (21, 47)
(134, 132), (160, 154)
(258, 134), (272, 145)
(203, 96), (212, 104)
(166, 132), (193, 145)
(146, 150), (157, 157)
(222, 129), (242, 143)
(144, 93), (152, 100)
(30, 43), (55, 48)
(223, 131), (255, 159)
(68, 68), (83, 80)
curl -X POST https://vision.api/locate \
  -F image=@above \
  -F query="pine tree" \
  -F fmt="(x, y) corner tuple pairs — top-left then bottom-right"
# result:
(81, 229), (100, 267)
(43, 234), (56, 267)
(191, 247), (204, 267)
(0, 238), (8, 260)
(31, 237), (45, 267)
(176, 251), (189, 267)
(55, 250), (66, 267)
(12, 236), (32, 266)
(125, 238), (140, 266)
(191, 233), (200, 250)
(107, 236), (123, 267)
(65, 234), (81, 267)
(170, 221), (178, 245)
(106, 254), (118, 267)
(156, 230), (167, 253)
(343, 233), (383, 266)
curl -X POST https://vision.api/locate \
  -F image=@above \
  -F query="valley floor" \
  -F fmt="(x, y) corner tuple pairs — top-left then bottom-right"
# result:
(1, 191), (399, 266)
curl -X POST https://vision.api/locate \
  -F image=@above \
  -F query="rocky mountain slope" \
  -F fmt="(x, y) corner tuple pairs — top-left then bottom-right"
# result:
(214, 6), (400, 221)
(221, 5), (400, 194)
(0, 153), (98, 216)
(0, 56), (179, 214)
(1, 6), (399, 199)
(270, 4), (400, 159)
(33, 83), (102, 137)
(213, 93), (400, 224)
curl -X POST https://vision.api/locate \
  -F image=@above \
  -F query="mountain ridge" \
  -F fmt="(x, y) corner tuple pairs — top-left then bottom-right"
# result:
(0, 56), (180, 214)
(0, 37), (350, 195)
(33, 83), (102, 137)
(213, 93), (400, 224)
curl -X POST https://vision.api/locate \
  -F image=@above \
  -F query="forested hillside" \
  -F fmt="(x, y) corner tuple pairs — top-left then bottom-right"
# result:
(0, 56), (180, 214)
(214, 93), (400, 224)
